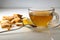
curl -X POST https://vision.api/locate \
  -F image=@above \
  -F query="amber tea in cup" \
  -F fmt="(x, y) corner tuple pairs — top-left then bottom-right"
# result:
(29, 11), (53, 28)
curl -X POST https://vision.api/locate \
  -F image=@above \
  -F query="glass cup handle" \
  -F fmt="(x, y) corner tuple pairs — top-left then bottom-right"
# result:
(49, 8), (59, 24)
(48, 11), (59, 28)
(53, 12), (59, 23)
(48, 8), (59, 29)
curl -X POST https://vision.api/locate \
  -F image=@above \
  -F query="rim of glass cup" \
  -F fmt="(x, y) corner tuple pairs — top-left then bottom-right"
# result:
(28, 7), (55, 11)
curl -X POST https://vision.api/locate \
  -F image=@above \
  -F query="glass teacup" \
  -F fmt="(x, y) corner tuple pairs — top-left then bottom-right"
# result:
(28, 7), (59, 32)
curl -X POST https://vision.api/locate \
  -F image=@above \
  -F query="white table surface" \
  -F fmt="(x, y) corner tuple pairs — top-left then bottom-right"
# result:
(0, 9), (60, 40)
(0, 27), (60, 40)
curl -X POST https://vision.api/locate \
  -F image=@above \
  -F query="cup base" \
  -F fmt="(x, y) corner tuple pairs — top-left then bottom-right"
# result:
(32, 27), (49, 32)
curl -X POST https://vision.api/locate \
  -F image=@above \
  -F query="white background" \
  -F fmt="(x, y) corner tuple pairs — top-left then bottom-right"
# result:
(0, 0), (60, 8)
